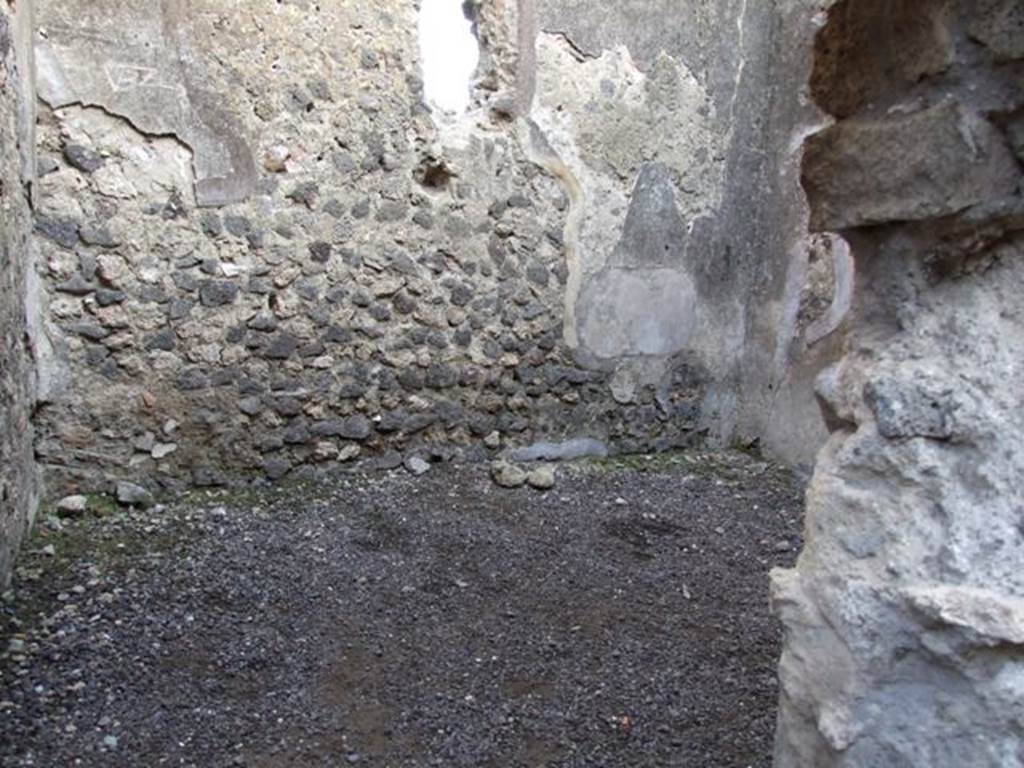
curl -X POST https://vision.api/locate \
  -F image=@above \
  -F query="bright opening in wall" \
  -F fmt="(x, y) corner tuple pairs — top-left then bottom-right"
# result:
(418, 0), (480, 115)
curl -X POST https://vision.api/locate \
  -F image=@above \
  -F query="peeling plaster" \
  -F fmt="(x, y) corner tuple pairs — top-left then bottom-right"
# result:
(524, 32), (725, 373)
(35, 0), (256, 207)
(522, 118), (585, 348)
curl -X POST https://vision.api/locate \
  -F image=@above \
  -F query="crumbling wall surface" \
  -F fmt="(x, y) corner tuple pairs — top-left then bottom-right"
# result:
(523, 1), (847, 468)
(520, 3), (761, 438)
(34, 0), (750, 496)
(35, 1), (256, 206)
(737, 0), (854, 472)
(29, 0), (841, 497)
(773, 1), (1024, 765)
(0, 0), (39, 585)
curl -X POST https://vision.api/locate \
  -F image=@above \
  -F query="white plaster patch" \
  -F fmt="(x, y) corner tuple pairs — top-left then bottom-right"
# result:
(577, 268), (697, 358)
(528, 33), (725, 358)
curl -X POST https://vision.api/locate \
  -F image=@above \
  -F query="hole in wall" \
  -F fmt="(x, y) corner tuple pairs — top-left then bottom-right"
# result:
(418, 0), (480, 115)
(415, 157), (456, 190)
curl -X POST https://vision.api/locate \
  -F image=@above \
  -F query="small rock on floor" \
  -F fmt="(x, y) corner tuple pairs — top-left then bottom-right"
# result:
(116, 482), (154, 509)
(527, 464), (556, 490)
(151, 443), (178, 460)
(56, 495), (88, 516)
(404, 456), (431, 476)
(491, 460), (527, 488)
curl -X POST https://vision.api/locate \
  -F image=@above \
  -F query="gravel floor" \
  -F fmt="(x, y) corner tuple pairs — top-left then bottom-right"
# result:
(0, 451), (803, 767)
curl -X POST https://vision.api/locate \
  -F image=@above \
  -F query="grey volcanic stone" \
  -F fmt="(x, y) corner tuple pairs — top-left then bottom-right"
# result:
(526, 464), (556, 490)
(404, 412), (438, 434)
(864, 377), (958, 441)
(375, 411), (405, 434)
(237, 396), (263, 416)
(199, 281), (240, 307)
(67, 323), (110, 342)
(145, 329), (177, 352)
(362, 450), (404, 471)
(63, 144), (105, 172)
(272, 397), (303, 418)
(264, 334), (299, 360)
(341, 415), (373, 441)
(263, 457), (291, 480)
(491, 461), (527, 489)
(450, 283), (474, 307)
(351, 198), (371, 218)
(116, 482), (154, 508)
(802, 102), (1020, 230)
(56, 495), (89, 516)
(192, 468), (229, 487)
(393, 292), (417, 315)
(200, 212), (223, 237)
(312, 416), (372, 441)
(376, 200), (408, 222)
(224, 216), (251, 237)
(79, 226), (119, 248)
(287, 182), (319, 208)
(425, 364), (457, 389)
(283, 422), (311, 445)
(404, 455), (431, 476)
(56, 273), (95, 296)
(169, 299), (194, 320)
(36, 216), (79, 248)
(95, 289), (126, 307)
(176, 369), (209, 391)
(507, 439), (609, 463)
(309, 241), (332, 263)
(248, 312), (278, 332)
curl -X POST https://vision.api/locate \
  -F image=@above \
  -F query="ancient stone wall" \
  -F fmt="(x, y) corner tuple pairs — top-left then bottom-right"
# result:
(31, 0), (601, 492)
(524, 0), (848, 470)
(28, 0), (837, 496)
(16, 2), (1022, 758)
(0, 0), (39, 586)
(773, 0), (1024, 764)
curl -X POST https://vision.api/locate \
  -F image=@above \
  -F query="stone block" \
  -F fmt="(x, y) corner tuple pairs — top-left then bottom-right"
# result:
(803, 102), (1020, 231)
(967, 0), (1024, 60)
(810, 0), (954, 118)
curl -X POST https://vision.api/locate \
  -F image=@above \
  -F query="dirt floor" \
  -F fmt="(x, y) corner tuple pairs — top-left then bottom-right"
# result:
(0, 451), (803, 767)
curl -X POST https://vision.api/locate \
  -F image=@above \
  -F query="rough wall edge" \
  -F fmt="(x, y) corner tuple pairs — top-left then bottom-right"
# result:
(33, 22), (256, 208)
(740, 0), (838, 471)
(1, 0), (41, 589)
(772, 0), (1024, 763)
